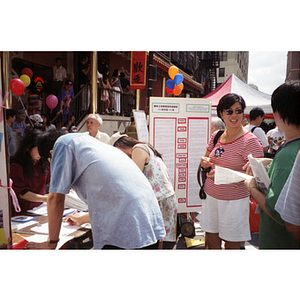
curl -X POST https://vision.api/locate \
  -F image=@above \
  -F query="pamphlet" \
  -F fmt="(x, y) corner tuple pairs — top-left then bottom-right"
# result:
(247, 154), (270, 195)
(247, 154), (271, 214)
(214, 165), (252, 185)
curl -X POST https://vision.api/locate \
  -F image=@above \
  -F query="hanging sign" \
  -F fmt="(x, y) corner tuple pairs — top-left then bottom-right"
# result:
(130, 51), (147, 89)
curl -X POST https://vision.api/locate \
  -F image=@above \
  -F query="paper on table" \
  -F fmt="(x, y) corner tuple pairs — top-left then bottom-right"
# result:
(11, 220), (38, 230)
(27, 202), (48, 215)
(20, 234), (75, 250)
(31, 221), (82, 235)
(214, 165), (253, 185)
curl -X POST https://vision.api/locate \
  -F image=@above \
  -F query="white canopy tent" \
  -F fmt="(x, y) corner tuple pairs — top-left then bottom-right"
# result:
(203, 74), (274, 118)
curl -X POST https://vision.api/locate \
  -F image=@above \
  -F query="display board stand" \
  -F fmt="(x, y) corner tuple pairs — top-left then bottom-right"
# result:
(149, 97), (211, 213)
(0, 55), (12, 249)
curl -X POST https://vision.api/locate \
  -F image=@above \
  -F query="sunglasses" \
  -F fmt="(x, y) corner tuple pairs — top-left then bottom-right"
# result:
(224, 109), (244, 115)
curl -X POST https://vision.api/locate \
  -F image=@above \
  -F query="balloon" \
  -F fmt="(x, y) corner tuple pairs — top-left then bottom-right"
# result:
(168, 66), (178, 80)
(173, 84), (182, 96)
(178, 83), (184, 90)
(9, 78), (25, 96)
(20, 74), (31, 87)
(166, 79), (175, 90)
(166, 87), (174, 94)
(174, 74), (183, 85)
(46, 94), (58, 109)
(21, 68), (33, 78)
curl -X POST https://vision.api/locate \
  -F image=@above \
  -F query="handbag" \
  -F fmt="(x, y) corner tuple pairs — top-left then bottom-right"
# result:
(197, 129), (224, 199)
(197, 165), (212, 199)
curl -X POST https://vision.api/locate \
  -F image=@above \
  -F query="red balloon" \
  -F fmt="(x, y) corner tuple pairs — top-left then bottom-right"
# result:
(166, 87), (174, 94)
(9, 78), (25, 96)
(21, 68), (33, 79)
(46, 94), (58, 109)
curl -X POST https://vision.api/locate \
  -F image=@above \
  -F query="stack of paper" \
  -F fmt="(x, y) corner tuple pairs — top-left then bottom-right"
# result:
(65, 190), (88, 211)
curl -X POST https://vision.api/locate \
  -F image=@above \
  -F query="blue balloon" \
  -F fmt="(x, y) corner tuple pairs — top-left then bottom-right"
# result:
(174, 74), (183, 85)
(166, 79), (175, 90)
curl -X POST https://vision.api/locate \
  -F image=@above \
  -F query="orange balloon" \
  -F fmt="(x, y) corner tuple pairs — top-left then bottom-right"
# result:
(168, 66), (179, 80)
(178, 83), (184, 90)
(173, 84), (182, 96)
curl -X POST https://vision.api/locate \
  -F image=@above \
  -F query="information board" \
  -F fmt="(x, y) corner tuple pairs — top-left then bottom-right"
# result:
(149, 97), (211, 213)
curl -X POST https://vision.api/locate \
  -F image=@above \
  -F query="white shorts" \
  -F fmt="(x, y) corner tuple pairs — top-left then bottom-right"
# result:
(200, 195), (251, 242)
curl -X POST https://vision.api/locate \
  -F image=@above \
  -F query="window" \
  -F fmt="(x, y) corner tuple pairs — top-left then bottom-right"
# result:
(219, 68), (225, 77)
(219, 51), (227, 61)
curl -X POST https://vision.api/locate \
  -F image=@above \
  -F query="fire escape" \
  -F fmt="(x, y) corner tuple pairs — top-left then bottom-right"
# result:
(196, 51), (220, 95)
(208, 52), (220, 92)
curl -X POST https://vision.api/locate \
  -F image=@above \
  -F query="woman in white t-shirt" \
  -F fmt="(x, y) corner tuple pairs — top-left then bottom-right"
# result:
(200, 93), (264, 249)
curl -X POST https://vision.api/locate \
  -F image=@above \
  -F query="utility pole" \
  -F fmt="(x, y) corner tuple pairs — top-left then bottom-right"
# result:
(147, 51), (155, 115)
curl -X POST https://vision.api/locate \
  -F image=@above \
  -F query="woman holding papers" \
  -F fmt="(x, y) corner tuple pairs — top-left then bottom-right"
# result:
(10, 129), (50, 215)
(244, 81), (300, 249)
(200, 93), (263, 249)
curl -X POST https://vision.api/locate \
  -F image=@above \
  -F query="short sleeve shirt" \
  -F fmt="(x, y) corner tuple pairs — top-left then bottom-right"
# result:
(205, 130), (264, 200)
(10, 162), (50, 214)
(244, 125), (269, 148)
(49, 133), (165, 249)
(275, 150), (300, 226)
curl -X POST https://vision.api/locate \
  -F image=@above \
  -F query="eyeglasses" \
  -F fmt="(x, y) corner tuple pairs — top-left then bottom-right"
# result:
(198, 166), (211, 199)
(224, 109), (244, 115)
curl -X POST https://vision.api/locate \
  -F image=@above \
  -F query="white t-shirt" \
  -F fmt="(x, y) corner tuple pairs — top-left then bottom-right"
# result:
(53, 65), (67, 81)
(244, 124), (269, 148)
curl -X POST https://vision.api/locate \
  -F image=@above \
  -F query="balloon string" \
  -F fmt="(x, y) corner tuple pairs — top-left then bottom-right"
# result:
(17, 96), (34, 127)
(0, 179), (21, 213)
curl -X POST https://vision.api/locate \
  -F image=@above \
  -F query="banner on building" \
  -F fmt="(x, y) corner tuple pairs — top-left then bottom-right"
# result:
(149, 97), (211, 213)
(130, 51), (147, 90)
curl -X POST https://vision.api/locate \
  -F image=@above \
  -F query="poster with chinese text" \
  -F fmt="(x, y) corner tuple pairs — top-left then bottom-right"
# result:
(149, 97), (211, 213)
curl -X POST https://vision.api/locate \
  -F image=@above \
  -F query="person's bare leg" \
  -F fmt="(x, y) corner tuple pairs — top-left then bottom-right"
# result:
(206, 232), (222, 249)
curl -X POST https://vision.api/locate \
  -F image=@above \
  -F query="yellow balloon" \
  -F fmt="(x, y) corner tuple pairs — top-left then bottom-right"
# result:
(20, 74), (31, 87)
(168, 66), (179, 80)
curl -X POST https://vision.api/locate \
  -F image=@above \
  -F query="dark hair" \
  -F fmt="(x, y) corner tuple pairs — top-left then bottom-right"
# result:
(6, 109), (16, 119)
(10, 129), (46, 178)
(114, 136), (163, 159)
(37, 129), (67, 164)
(16, 109), (25, 116)
(55, 57), (62, 62)
(112, 69), (119, 77)
(217, 93), (246, 119)
(271, 81), (300, 126)
(249, 107), (265, 121)
(41, 112), (51, 127)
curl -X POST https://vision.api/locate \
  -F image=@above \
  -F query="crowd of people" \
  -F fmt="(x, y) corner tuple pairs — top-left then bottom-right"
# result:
(19, 56), (134, 138)
(5, 79), (300, 250)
